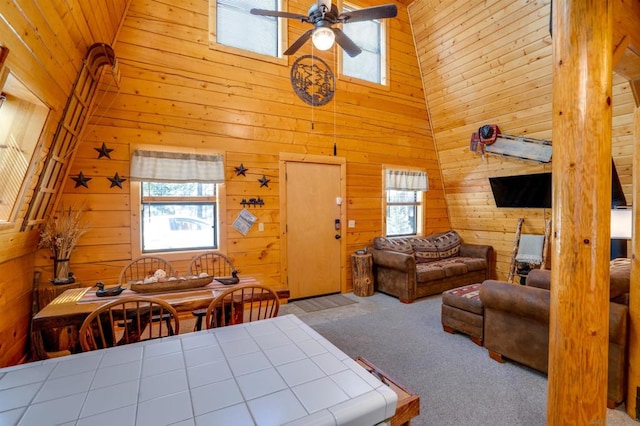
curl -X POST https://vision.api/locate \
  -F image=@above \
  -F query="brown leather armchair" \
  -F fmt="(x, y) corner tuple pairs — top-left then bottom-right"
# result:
(480, 268), (629, 408)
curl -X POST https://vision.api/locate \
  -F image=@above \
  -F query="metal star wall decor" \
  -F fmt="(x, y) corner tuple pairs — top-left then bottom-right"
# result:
(107, 172), (127, 189)
(235, 163), (248, 177)
(71, 172), (92, 188)
(258, 175), (271, 188)
(94, 142), (114, 159)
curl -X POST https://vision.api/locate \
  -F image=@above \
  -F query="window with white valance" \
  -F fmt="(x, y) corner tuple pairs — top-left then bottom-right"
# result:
(384, 168), (427, 237)
(130, 149), (225, 254)
(385, 169), (429, 191)
(130, 150), (225, 183)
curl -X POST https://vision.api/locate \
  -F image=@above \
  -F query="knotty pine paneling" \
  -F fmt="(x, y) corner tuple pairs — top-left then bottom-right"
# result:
(0, 0), (129, 366)
(410, 0), (636, 279)
(41, 0), (442, 301)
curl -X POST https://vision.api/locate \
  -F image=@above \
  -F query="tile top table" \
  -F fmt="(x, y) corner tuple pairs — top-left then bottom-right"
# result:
(2, 314), (397, 426)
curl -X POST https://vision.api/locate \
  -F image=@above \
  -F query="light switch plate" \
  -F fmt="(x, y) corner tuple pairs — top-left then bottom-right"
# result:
(348, 220), (355, 228)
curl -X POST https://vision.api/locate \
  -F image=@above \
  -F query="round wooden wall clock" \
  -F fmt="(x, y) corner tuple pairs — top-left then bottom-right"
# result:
(290, 55), (335, 106)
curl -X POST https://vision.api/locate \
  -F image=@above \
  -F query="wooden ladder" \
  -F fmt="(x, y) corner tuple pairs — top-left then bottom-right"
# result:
(507, 218), (551, 283)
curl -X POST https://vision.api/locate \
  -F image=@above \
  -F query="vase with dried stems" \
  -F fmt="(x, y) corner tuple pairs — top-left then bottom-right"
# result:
(38, 203), (89, 284)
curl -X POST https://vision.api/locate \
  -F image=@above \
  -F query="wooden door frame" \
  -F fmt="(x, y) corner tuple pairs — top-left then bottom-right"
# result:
(279, 153), (347, 294)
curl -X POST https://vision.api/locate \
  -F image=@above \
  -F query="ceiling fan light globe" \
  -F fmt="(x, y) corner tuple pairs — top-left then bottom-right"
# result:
(312, 27), (335, 50)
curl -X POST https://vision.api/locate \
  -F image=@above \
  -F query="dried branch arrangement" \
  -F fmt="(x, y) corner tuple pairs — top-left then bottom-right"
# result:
(38, 203), (89, 280)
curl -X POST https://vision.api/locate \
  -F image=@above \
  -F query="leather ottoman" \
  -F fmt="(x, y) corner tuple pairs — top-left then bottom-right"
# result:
(441, 283), (484, 346)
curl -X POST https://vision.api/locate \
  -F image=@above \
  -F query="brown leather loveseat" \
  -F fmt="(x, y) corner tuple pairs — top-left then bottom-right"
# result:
(369, 230), (493, 303)
(480, 263), (629, 407)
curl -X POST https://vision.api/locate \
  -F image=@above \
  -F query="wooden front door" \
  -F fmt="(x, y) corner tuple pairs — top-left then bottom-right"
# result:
(285, 161), (342, 299)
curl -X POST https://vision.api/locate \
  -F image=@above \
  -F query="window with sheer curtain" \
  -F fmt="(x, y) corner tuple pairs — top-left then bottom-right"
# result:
(130, 150), (225, 253)
(384, 169), (428, 237)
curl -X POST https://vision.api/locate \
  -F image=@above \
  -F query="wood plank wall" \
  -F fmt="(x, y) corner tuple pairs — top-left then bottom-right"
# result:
(35, 0), (443, 296)
(0, 0), (129, 367)
(409, 0), (637, 279)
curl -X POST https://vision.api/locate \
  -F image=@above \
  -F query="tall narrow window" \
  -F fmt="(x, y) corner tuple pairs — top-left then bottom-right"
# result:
(341, 4), (387, 84)
(384, 169), (428, 237)
(210, 0), (282, 57)
(0, 74), (49, 222)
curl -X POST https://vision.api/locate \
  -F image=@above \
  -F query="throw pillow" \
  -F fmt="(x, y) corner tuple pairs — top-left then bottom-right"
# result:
(373, 237), (414, 255)
(431, 230), (461, 259)
(411, 237), (440, 263)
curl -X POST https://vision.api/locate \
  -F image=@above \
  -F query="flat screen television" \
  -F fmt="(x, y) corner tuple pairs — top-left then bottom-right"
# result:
(489, 172), (552, 208)
(489, 160), (626, 209)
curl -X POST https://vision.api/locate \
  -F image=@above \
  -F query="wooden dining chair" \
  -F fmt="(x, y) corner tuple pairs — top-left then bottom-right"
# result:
(119, 256), (175, 285)
(188, 252), (236, 331)
(205, 283), (280, 329)
(79, 296), (179, 351)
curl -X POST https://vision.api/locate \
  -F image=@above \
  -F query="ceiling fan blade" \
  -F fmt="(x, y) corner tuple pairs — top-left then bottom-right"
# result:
(332, 28), (362, 57)
(284, 29), (313, 55)
(250, 8), (309, 21)
(338, 4), (398, 23)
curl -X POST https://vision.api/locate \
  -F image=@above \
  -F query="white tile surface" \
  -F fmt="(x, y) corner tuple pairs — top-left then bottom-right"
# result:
(0, 383), (41, 412)
(183, 344), (224, 368)
(139, 368), (188, 402)
(227, 351), (272, 376)
(328, 391), (387, 426)
(33, 370), (93, 403)
(76, 404), (136, 426)
(0, 364), (54, 390)
(293, 376), (350, 413)
(277, 358), (325, 387)
(136, 390), (193, 426)
(236, 367), (288, 400)
(81, 380), (138, 418)
(99, 345), (143, 368)
(246, 389), (308, 426)
(187, 358), (232, 388)
(143, 338), (182, 358)
(1, 315), (396, 426)
(50, 353), (102, 378)
(263, 342), (307, 365)
(220, 337), (260, 358)
(312, 352), (348, 375)
(91, 359), (141, 389)
(195, 403), (254, 426)
(191, 377), (244, 416)
(141, 352), (184, 377)
(181, 332), (217, 351)
(251, 329), (291, 350)
(18, 393), (85, 426)
(0, 407), (25, 425)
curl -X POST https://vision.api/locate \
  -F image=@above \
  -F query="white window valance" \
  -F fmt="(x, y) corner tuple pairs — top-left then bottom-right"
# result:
(130, 150), (225, 183)
(385, 170), (428, 191)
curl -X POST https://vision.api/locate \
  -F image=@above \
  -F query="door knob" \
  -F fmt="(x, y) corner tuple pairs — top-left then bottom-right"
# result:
(335, 234), (341, 240)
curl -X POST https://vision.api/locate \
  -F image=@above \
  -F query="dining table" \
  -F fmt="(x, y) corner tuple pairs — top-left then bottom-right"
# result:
(30, 277), (289, 361)
(5, 314), (397, 425)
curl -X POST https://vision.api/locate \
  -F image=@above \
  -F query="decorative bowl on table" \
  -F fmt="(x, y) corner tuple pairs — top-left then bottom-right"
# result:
(129, 275), (213, 293)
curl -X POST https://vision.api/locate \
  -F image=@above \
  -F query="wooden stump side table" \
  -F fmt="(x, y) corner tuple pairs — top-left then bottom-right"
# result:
(351, 252), (374, 297)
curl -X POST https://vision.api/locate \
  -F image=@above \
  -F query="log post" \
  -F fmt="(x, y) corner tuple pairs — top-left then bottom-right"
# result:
(628, 106), (640, 419)
(549, 0), (613, 423)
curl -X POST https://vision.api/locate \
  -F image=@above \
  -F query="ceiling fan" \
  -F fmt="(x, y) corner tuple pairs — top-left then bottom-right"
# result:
(250, 0), (398, 57)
